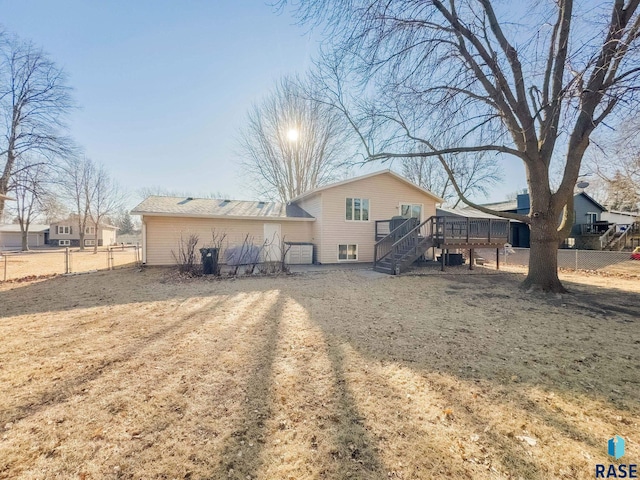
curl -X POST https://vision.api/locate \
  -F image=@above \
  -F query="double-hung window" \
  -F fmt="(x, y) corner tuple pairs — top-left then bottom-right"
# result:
(85, 226), (95, 235)
(57, 226), (71, 235)
(346, 198), (369, 221)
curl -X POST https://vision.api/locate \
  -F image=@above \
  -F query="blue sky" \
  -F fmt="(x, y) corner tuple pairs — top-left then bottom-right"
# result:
(1, 0), (527, 205)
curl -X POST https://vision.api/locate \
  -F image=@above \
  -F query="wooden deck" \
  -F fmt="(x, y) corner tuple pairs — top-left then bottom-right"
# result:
(374, 216), (510, 274)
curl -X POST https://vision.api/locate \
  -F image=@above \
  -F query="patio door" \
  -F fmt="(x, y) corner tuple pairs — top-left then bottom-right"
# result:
(263, 223), (282, 262)
(400, 203), (422, 221)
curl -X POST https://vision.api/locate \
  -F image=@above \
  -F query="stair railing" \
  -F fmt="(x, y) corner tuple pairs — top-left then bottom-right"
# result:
(391, 217), (436, 272)
(373, 217), (419, 268)
(599, 224), (617, 249)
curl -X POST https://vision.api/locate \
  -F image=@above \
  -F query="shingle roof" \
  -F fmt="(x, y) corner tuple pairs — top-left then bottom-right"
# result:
(473, 200), (518, 212)
(0, 224), (50, 233)
(131, 196), (314, 221)
(437, 206), (511, 220)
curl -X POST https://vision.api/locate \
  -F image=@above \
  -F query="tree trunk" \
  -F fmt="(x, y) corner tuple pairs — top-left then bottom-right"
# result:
(521, 221), (567, 293)
(21, 231), (29, 252)
(93, 220), (99, 254)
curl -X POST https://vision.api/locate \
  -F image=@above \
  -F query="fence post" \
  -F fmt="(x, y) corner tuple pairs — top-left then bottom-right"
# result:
(107, 248), (110, 270)
(3, 254), (6, 281)
(575, 249), (578, 272)
(65, 247), (70, 274)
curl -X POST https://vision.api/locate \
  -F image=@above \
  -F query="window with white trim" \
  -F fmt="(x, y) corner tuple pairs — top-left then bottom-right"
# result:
(346, 198), (369, 221)
(57, 225), (71, 234)
(59, 239), (70, 246)
(400, 203), (422, 220)
(338, 244), (358, 261)
(85, 226), (95, 235)
(84, 239), (96, 246)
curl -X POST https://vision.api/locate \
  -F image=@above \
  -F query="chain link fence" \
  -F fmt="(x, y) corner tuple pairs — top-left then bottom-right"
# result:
(0, 246), (142, 282)
(474, 247), (639, 276)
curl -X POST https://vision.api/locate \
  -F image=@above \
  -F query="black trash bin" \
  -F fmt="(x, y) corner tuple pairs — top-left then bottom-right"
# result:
(200, 248), (219, 275)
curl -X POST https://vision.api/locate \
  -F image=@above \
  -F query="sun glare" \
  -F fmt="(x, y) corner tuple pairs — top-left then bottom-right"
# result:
(287, 128), (299, 142)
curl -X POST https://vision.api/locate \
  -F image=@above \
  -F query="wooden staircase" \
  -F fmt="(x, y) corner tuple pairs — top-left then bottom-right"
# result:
(373, 215), (510, 275)
(373, 218), (433, 274)
(604, 222), (640, 251)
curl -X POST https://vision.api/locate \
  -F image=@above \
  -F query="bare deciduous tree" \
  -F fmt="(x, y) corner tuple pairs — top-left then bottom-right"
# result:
(238, 76), (350, 202)
(285, 0), (640, 292)
(89, 165), (123, 253)
(59, 157), (95, 251)
(137, 186), (229, 202)
(587, 122), (640, 211)
(402, 153), (501, 207)
(0, 33), (74, 218)
(9, 160), (50, 251)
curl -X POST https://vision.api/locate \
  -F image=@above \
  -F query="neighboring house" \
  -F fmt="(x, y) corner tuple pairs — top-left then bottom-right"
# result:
(0, 224), (49, 250)
(116, 233), (142, 245)
(476, 191), (610, 249)
(49, 217), (118, 247)
(602, 210), (640, 230)
(132, 170), (445, 266)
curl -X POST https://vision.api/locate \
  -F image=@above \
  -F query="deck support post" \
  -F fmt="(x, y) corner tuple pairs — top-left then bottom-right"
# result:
(496, 248), (500, 270)
(469, 248), (474, 270)
(441, 248), (446, 271)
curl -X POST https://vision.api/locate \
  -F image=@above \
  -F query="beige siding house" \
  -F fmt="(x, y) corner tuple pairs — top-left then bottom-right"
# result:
(132, 170), (443, 266)
(49, 217), (118, 247)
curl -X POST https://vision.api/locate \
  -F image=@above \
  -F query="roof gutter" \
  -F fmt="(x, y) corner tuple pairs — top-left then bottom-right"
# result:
(131, 211), (316, 222)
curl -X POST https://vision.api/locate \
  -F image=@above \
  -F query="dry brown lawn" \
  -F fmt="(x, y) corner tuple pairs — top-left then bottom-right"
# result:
(1, 267), (639, 479)
(0, 247), (138, 281)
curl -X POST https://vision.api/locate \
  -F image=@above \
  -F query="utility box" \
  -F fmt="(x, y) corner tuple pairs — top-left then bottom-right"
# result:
(284, 242), (314, 265)
(200, 248), (219, 275)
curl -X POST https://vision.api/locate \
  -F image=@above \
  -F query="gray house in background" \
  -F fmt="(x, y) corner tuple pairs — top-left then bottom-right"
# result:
(477, 191), (609, 249)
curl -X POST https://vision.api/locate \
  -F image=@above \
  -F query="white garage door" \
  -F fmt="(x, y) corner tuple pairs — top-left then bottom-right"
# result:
(0, 232), (42, 249)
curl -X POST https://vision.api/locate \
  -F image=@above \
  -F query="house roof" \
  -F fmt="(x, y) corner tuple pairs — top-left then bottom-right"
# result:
(131, 196), (315, 221)
(437, 206), (513, 221)
(473, 200), (518, 212)
(0, 224), (50, 233)
(606, 210), (640, 217)
(49, 217), (119, 229)
(577, 191), (607, 212)
(290, 170), (445, 204)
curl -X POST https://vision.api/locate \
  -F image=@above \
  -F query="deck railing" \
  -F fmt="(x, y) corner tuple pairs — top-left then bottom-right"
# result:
(432, 216), (509, 244)
(374, 215), (510, 270)
(579, 223), (612, 235)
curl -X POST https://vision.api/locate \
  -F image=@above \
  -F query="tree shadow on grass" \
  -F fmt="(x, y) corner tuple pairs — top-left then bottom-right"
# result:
(0, 293), (268, 428)
(324, 340), (386, 479)
(284, 271), (640, 476)
(208, 293), (285, 480)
